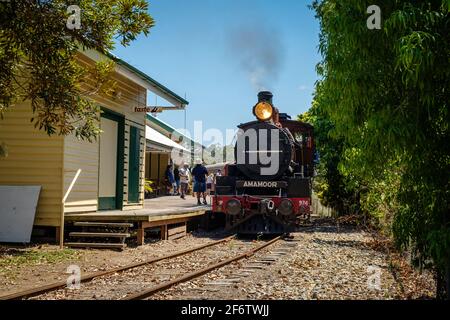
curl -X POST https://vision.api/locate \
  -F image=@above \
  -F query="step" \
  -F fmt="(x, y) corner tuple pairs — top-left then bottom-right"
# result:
(65, 242), (127, 249)
(73, 222), (133, 228)
(69, 232), (131, 238)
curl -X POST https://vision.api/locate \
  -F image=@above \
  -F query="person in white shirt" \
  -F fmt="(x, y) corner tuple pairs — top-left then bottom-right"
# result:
(179, 162), (190, 200)
(204, 173), (214, 204)
(206, 173), (214, 195)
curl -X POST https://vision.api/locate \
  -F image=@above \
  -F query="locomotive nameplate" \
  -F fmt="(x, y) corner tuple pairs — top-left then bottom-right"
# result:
(236, 181), (288, 188)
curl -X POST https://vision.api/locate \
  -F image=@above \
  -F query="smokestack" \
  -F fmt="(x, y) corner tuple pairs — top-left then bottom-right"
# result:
(258, 91), (273, 104)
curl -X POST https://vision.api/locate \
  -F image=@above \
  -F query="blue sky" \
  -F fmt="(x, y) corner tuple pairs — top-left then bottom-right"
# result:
(113, 0), (320, 145)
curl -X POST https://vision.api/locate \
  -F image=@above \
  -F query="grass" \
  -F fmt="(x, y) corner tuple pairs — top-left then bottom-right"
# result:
(0, 247), (81, 275)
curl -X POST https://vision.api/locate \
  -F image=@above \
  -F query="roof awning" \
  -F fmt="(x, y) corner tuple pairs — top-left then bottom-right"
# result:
(145, 126), (190, 153)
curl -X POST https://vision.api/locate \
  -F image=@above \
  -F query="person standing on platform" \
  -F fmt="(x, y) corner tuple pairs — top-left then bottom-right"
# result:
(191, 171), (196, 198)
(179, 162), (190, 200)
(174, 165), (180, 195)
(206, 173), (214, 199)
(192, 159), (208, 205)
(165, 164), (176, 195)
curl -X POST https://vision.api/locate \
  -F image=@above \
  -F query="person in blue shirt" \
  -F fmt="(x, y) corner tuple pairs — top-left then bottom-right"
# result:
(165, 164), (176, 195)
(173, 166), (180, 195)
(191, 159), (208, 205)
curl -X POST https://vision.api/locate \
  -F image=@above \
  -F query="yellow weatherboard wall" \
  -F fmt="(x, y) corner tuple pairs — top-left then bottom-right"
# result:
(0, 101), (64, 227)
(63, 131), (99, 213)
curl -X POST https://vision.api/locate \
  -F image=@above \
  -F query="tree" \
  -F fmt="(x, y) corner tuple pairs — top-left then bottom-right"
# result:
(310, 0), (449, 298)
(0, 0), (155, 155)
(299, 100), (361, 218)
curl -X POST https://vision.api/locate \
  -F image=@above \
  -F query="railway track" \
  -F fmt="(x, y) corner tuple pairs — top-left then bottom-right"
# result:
(0, 235), (235, 300)
(1, 235), (286, 300)
(123, 236), (282, 300)
(150, 236), (299, 300)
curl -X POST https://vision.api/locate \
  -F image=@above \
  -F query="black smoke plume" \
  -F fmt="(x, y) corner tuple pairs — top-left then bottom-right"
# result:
(226, 24), (285, 91)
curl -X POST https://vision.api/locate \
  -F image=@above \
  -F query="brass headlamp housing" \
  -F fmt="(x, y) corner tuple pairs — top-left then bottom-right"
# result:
(253, 101), (273, 121)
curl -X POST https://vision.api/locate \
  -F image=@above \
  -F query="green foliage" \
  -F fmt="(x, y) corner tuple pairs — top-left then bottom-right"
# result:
(0, 0), (154, 142)
(144, 179), (154, 193)
(0, 248), (81, 275)
(299, 102), (361, 217)
(309, 0), (449, 297)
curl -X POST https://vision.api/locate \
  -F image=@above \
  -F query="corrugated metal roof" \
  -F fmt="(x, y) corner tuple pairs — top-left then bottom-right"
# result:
(146, 114), (204, 149)
(145, 125), (190, 153)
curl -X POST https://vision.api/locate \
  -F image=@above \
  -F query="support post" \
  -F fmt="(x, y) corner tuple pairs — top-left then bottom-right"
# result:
(55, 227), (61, 245)
(160, 224), (167, 240)
(137, 222), (145, 246)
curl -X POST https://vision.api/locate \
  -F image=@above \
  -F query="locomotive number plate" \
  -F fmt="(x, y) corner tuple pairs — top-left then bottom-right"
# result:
(299, 200), (309, 206)
(236, 181), (288, 188)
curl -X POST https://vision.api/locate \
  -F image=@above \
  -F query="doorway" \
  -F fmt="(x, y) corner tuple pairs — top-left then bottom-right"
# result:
(128, 126), (140, 203)
(98, 110), (124, 210)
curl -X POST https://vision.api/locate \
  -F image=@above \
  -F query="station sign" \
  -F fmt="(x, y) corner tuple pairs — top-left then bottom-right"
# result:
(134, 106), (163, 113)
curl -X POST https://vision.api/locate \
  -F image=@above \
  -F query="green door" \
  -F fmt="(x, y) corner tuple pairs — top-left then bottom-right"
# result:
(128, 126), (140, 203)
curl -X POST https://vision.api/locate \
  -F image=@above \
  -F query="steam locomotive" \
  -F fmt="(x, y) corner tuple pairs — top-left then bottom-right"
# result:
(212, 91), (315, 234)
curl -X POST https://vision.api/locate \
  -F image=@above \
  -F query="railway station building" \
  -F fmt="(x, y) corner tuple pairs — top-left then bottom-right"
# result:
(0, 49), (189, 245)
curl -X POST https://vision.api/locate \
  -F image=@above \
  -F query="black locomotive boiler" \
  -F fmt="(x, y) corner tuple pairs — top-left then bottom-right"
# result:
(212, 91), (315, 234)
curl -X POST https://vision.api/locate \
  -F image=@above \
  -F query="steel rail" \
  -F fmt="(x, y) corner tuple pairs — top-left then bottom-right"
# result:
(123, 235), (282, 300)
(0, 235), (235, 300)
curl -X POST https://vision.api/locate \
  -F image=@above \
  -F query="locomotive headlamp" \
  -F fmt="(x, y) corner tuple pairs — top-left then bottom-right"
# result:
(253, 102), (273, 121)
(226, 199), (242, 216)
(278, 199), (294, 216)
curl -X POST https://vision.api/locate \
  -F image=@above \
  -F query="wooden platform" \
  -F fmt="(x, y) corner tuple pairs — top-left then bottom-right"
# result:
(65, 209), (206, 223)
(65, 196), (210, 245)
(65, 196), (208, 222)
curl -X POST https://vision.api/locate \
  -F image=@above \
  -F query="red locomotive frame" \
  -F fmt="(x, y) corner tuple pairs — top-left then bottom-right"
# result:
(212, 195), (311, 216)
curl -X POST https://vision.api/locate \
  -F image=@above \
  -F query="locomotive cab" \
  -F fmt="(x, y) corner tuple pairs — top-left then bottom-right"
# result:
(213, 92), (315, 234)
